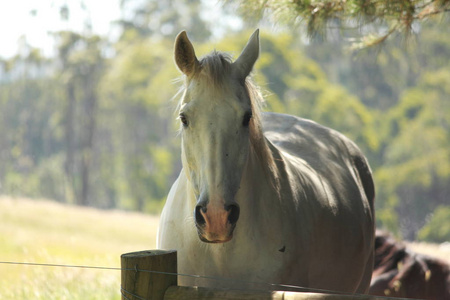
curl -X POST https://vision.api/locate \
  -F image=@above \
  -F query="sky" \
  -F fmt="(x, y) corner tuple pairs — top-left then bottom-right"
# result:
(0, 0), (121, 59)
(0, 0), (245, 60)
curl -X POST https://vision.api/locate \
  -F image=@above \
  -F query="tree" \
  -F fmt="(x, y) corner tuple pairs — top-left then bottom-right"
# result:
(375, 68), (450, 239)
(54, 31), (106, 206)
(302, 17), (450, 110)
(117, 0), (211, 42)
(230, 0), (450, 47)
(98, 38), (180, 211)
(418, 206), (450, 243)
(0, 45), (65, 200)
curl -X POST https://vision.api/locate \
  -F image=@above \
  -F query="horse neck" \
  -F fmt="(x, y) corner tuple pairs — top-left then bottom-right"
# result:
(240, 133), (282, 208)
(233, 135), (287, 244)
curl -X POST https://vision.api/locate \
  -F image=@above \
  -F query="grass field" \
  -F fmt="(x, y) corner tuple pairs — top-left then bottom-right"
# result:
(0, 196), (159, 299)
(1, 196), (449, 299)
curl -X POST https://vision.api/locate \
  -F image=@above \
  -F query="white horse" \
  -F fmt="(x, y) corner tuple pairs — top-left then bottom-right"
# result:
(157, 29), (375, 294)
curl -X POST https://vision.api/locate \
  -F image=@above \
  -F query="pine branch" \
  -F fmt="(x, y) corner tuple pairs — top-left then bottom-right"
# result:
(228, 0), (450, 48)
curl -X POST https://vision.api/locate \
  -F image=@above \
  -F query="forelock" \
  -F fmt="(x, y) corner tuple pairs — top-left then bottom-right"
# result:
(198, 51), (233, 88)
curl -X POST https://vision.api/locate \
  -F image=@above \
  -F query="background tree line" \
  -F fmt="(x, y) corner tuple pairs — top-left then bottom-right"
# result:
(0, 0), (448, 242)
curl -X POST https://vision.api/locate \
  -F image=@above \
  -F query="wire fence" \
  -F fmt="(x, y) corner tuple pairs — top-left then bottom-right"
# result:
(0, 260), (383, 299)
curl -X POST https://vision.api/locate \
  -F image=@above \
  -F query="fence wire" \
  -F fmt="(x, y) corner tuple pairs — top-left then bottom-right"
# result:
(0, 260), (377, 298)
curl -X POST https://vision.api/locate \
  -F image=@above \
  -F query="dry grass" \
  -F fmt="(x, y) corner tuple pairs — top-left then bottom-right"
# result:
(407, 242), (450, 264)
(0, 196), (159, 299)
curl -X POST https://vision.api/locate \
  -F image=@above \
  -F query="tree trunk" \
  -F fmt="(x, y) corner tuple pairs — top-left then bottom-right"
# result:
(80, 77), (98, 206)
(64, 81), (77, 203)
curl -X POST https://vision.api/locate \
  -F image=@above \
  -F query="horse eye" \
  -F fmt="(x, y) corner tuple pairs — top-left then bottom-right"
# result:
(242, 112), (252, 127)
(179, 114), (189, 127)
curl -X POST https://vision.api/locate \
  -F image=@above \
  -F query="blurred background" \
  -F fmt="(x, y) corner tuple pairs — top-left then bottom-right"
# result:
(1, 0), (449, 241)
(0, 0), (449, 298)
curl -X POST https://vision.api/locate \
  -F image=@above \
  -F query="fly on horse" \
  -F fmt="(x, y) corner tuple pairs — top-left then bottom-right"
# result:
(157, 30), (375, 294)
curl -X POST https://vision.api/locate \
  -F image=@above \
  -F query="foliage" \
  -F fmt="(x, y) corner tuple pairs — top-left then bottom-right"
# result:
(54, 32), (106, 206)
(375, 68), (450, 238)
(98, 38), (180, 211)
(230, 0), (450, 48)
(417, 206), (450, 243)
(118, 0), (211, 42)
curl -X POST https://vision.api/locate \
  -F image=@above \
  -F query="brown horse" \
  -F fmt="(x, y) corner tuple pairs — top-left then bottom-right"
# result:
(370, 230), (450, 299)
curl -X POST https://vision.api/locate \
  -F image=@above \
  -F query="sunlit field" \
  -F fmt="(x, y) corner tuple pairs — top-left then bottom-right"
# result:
(0, 197), (159, 299)
(407, 241), (450, 264)
(1, 197), (449, 299)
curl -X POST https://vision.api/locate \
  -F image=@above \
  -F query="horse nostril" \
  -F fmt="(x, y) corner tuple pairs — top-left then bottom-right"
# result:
(226, 204), (240, 225)
(195, 205), (206, 226)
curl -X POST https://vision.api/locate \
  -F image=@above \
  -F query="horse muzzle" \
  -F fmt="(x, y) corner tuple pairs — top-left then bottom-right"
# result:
(194, 203), (240, 243)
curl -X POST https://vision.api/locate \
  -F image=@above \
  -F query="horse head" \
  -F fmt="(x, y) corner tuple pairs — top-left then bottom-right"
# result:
(174, 30), (260, 243)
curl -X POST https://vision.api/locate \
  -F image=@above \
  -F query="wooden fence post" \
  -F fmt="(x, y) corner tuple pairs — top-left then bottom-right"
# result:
(121, 250), (177, 300)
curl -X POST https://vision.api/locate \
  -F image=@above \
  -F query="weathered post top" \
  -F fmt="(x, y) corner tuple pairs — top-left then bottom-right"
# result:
(121, 250), (177, 300)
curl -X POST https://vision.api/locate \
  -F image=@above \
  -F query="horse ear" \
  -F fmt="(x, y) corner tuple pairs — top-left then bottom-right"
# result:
(233, 29), (260, 79)
(174, 31), (200, 76)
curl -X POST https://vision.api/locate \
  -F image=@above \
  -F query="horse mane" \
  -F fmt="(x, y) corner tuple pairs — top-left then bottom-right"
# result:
(244, 79), (281, 193)
(178, 51), (280, 191)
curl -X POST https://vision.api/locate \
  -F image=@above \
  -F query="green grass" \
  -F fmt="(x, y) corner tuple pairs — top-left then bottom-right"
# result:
(0, 196), (160, 299)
